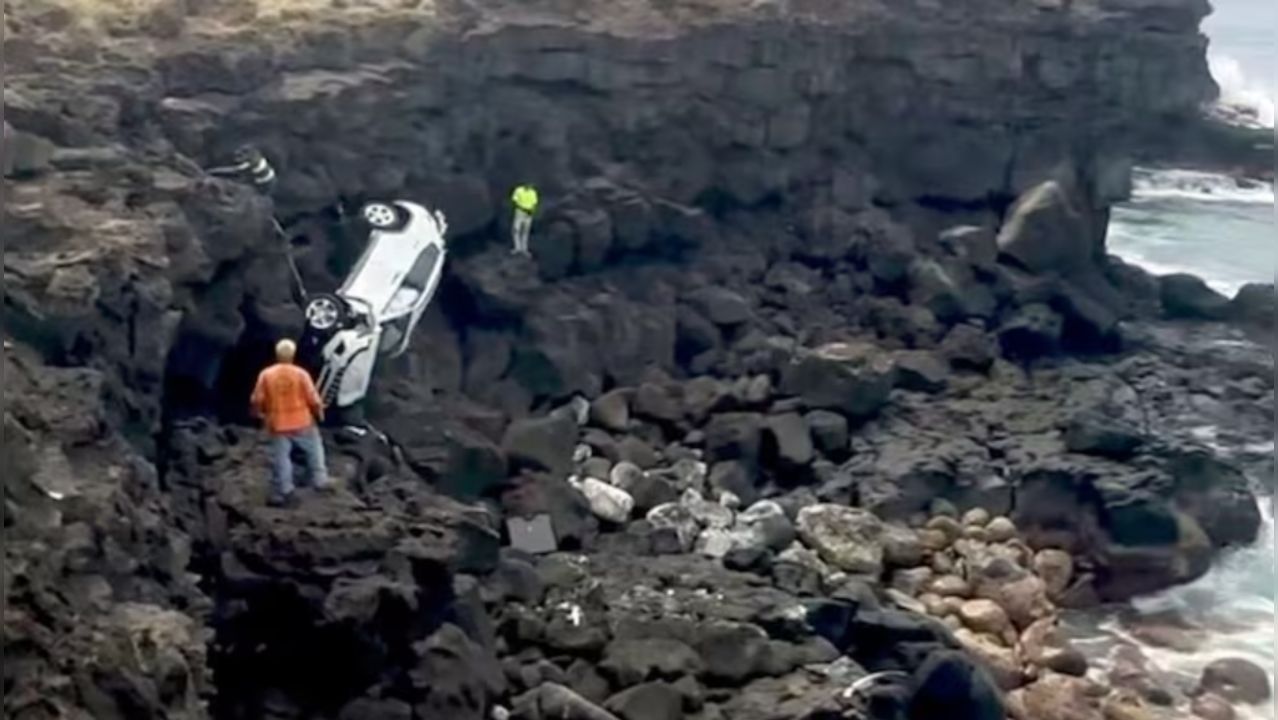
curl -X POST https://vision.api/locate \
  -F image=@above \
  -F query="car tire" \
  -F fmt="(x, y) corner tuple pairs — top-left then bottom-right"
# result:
(362, 201), (407, 230)
(304, 293), (349, 332)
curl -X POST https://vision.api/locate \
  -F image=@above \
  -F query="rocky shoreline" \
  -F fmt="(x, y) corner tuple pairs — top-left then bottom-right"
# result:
(4, 0), (1275, 719)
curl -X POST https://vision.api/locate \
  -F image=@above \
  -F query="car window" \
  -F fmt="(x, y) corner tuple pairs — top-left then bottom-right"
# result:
(403, 244), (443, 291)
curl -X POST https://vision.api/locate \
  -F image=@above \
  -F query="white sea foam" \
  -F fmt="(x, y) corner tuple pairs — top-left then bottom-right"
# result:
(1128, 168), (1274, 206)
(1208, 54), (1275, 129)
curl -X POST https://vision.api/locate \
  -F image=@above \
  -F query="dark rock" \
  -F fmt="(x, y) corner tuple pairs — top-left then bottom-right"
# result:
(615, 436), (660, 470)
(632, 383), (683, 424)
(1229, 283), (1275, 327)
(804, 410), (849, 457)
(604, 682), (685, 720)
(702, 413), (764, 465)
(600, 639), (703, 687)
(939, 324), (996, 372)
(695, 623), (771, 686)
(997, 303), (1064, 361)
(512, 683), (621, 720)
(686, 287), (754, 327)
(627, 474), (681, 514)
(939, 225), (999, 271)
(1160, 273), (1231, 320)
(338, 698), (413, 720)
(591, 390), (632, 432)
(723, 546), (772, 574)
(503, 414), (579, 478)
(907, 649), (1005, 720)
(1166, 450), (1262, 548)
(782, 342), (897, 421)
(893, 351), (949, 393)
(908, 258), (994, 323)
(764, 412), (814, 470)
(2, 124), (55, 178)
(996, 179), (1101, 278)
(501, 473), (598, 551)
(1063, 411), (1145, 459)
(707, 461), (757, 505)
(770, 560), (823, 596)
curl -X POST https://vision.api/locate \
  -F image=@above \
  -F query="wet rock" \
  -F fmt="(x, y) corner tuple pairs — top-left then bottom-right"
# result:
(1019, 618), (1088, 678)
(1102, 691), (1153, 720)
(1196, 657), (1272, 705)
(1190, 694), (1236, 720)
(1032, 549), (1075, 598)
(1008, 672), (1101, 720)
(953, 628), (1022, 690)
(956, 599), (1012, 638)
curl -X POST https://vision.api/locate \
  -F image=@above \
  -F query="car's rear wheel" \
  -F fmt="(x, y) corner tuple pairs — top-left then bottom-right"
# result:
(305, 293), (348, 332)
(362, 202), (406, 230)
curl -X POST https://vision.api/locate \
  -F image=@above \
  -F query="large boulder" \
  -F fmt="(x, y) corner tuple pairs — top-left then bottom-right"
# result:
(1159, 274), (1231, 320)
(996, 180), (1099, 277)
(1195, 657), (1272, 705)
(781, 342), (897, 421)
(1228, 282), (1274, 327)
(795, 505), (886, 576)
(503, 413), (579, 478)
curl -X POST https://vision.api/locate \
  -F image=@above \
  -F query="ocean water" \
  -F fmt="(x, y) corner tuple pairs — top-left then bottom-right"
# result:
(1101, 0), (1275, 715)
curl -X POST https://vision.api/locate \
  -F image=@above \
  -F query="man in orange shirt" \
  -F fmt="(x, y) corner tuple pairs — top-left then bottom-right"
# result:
(250, 339), (330, 507)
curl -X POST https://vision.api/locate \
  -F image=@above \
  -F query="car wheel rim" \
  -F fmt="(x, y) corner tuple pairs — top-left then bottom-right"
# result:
(364, 204), (397, 227)
(307, 298), (340, 330)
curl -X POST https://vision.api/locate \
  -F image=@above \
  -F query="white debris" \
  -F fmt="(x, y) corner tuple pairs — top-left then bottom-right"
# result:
(569, 476), (634, 524)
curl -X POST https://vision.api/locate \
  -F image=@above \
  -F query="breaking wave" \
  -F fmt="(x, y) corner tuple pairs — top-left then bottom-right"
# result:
(1208, 54), (1275, 129)
(1127, 168), (1274, 206)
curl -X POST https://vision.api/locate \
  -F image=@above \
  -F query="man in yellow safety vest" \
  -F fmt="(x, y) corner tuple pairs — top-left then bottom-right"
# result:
(510, 184), (539, 256)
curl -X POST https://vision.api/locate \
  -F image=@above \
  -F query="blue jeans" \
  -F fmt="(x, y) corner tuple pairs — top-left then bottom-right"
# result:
(270, 425), (328, 497)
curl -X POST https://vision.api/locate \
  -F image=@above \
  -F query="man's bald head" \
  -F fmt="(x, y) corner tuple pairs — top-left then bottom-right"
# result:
(275, 339), (297, 362)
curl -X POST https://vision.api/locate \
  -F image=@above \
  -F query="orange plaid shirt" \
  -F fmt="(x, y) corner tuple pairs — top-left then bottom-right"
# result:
(250, 363), (323, 433)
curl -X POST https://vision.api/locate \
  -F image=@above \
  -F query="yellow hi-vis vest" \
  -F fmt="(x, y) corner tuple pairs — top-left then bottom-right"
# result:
(511, 185), (538, 213)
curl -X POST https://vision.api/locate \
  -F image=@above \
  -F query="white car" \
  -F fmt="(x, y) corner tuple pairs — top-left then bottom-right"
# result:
(302, 200), (448, 409)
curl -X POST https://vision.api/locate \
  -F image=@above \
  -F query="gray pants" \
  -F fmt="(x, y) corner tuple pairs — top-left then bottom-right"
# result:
(512, 209), (533, 253)
(270, 425), (328, 498)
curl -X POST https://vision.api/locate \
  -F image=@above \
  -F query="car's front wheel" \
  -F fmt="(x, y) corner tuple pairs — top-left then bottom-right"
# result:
(304, 293), (349, 332)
